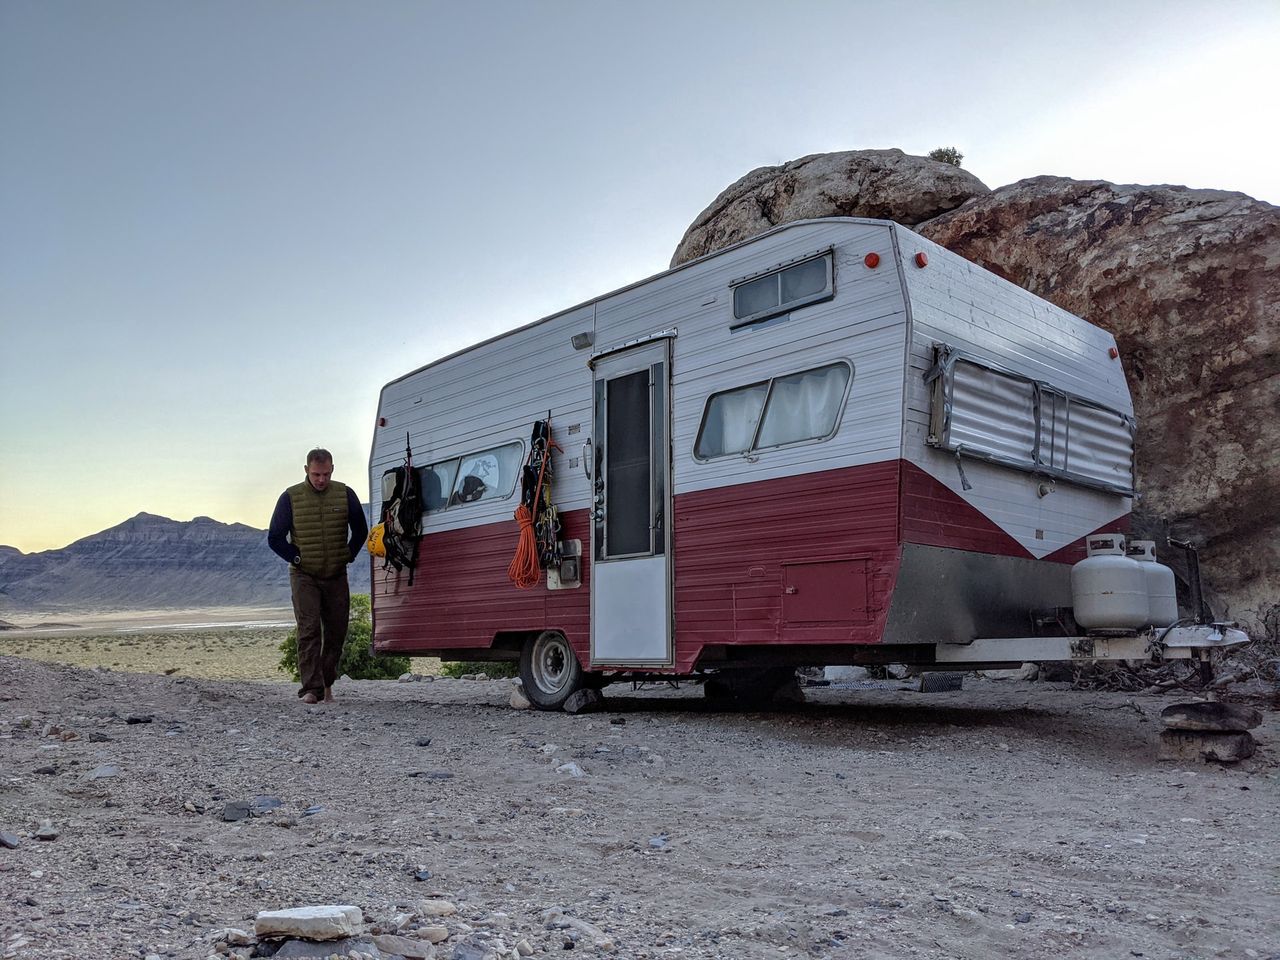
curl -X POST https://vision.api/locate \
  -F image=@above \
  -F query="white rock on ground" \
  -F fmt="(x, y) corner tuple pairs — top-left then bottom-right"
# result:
(418, 900), (457, 917)
(253, 904), (363, 940)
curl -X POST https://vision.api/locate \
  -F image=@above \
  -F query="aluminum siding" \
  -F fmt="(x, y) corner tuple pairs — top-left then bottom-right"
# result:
(893, 226), (1132, 560)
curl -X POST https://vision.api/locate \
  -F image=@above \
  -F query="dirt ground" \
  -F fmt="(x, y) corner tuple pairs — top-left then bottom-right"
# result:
(0, 647), (1277, 960)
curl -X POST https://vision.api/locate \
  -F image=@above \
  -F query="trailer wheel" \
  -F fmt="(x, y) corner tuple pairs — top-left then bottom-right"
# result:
(519, 631), (584, 710)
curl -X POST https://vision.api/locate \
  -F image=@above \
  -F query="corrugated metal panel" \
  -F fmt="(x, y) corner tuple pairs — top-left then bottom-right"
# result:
(948, 362), (1037, 464)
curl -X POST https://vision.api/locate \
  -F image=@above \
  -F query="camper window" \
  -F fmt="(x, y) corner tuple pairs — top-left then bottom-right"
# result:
(414, 442), (524, 512)
(929, 349), (1135, 495)
(695, 361), (851, 460)
(730, 252), (833, 327)
(418, 460), (459, 512)
(447, 442), (523, 506)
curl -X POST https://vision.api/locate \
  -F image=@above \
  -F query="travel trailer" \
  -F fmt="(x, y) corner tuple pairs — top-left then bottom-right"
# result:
(369, 218), (1245, 709)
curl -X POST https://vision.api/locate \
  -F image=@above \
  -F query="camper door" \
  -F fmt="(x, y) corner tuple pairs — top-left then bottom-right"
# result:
(589, 340), (673, 665)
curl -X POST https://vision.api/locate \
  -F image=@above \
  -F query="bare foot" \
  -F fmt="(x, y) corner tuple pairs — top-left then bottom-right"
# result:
(323, 687), (336, 704)
(301, 692), (319, 705)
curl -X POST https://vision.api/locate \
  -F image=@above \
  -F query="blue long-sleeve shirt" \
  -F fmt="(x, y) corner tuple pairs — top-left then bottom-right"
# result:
(268, 486), (368, 566)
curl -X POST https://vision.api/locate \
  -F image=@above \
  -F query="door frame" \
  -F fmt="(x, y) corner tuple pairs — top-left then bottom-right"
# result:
(587, 334), (674, 667)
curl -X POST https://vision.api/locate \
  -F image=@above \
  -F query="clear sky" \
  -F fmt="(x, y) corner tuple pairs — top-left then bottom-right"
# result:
(2, 0), (1277, 554)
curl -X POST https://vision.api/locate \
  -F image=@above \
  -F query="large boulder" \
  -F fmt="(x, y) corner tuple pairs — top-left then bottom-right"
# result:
(671, 153), (1279, 636)
(670, 149), (988, 267)
(920, 178), (1279, 633)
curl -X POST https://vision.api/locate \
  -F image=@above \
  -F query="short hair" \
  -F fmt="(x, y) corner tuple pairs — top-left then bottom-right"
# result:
(306, 448), (333, 466)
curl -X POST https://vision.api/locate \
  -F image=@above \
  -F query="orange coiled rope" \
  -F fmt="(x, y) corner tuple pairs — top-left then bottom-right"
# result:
(507, 503), (541, 589)
(508, 422), (554, 589)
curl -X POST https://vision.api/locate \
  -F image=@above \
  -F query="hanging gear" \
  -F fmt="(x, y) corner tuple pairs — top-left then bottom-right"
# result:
(380, 434), (423, 586)
(508, 416), (563, 589)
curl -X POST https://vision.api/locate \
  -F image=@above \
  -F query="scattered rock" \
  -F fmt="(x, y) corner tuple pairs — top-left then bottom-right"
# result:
(981, 664), (1039, 682)
(415, 737), (433, 747)
(0, 830), (20, 849)
(34, 820), (59, 841)
(271, 936), (380, 958)
(208, 927), (255, 946)
(398, 672), (418, 683)
(563, 689), (603, 714)
(509, 686), (531, 710)
(89, 764), (121, 779)
(125, 714), (153, 724)
(418, 900), (457, 918)
(373, 932), (437, 957)
(33, 765), (57, 775)
(823, 665), (870, 682)
(1158, 730), (1256, 763)
(1160, 702), (1262, 732)
(222, 800), (251, 822)
(418, 925), (449, 943)
(87, 731), (112, 743)
(254, 904), (364, 941)
(555, 761), (585, 778)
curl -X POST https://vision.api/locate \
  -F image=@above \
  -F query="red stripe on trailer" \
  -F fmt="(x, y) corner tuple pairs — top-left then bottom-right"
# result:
(1042, 515), (1132, 564)
(899, 461), (1033, 559)
(671, 461), (903, 671)
(372, 509), (592, 668)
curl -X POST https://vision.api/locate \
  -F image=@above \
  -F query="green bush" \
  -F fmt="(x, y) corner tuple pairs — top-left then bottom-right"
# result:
(440, 660), (518, 679)
(277, 593), (410, 682)
(928, 146), (964, 167)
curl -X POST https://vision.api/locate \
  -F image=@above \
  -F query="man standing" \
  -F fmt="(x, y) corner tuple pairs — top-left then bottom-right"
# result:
(268, 448), (369, 704)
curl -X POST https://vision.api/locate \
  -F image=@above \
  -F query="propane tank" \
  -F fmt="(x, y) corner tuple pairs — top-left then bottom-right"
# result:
(1127, 540), (1179, 628)
(1070, 534), (1149, 630)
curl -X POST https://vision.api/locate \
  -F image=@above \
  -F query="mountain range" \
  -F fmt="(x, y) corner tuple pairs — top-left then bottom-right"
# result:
(0, 512), (372, 617)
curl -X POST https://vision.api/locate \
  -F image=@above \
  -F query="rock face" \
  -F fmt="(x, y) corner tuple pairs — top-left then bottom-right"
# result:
(0, 510), (372, 615)
(671, 151), (1278, 635)
(670, 149), (988, 267)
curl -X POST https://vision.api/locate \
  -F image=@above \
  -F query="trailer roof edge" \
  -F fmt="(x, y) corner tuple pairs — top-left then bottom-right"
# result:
(378, 217), (903, 391)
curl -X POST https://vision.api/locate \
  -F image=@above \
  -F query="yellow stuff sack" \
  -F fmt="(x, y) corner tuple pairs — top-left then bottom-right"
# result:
(367, 522), (387, 558)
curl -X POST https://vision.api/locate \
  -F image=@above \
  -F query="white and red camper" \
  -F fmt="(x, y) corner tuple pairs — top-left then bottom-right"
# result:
(369, 217), (1244, 708)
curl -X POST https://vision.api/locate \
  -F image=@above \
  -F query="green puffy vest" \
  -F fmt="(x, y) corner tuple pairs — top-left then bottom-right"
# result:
(288, 479), (350, 579)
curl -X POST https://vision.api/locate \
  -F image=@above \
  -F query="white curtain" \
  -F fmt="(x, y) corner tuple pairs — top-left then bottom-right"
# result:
(698, 383), (768, 457)
(756, 364), (849, 448)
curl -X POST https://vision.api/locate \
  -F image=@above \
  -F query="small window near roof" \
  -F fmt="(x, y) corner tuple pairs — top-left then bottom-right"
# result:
(731, 252), (833, 327)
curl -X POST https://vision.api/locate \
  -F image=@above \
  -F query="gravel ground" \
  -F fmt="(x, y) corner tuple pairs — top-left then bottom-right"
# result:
(1, 655), (1277, 960)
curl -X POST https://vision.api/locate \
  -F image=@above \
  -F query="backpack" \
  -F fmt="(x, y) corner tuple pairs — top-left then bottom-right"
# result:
(380, 460), (423, 585)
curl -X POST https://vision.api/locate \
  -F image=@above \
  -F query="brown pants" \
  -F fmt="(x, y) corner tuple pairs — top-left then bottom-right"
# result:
(290, 569), (350, 698)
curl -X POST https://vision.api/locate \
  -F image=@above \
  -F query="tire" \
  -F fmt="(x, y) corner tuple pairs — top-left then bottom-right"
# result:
(519, 631), (584, 711)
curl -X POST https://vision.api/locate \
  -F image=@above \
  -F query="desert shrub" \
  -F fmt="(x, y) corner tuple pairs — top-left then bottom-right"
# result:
(928, 146), (964, 167)
(277, 593), (410, 682)
(440, 660), (518, 679)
